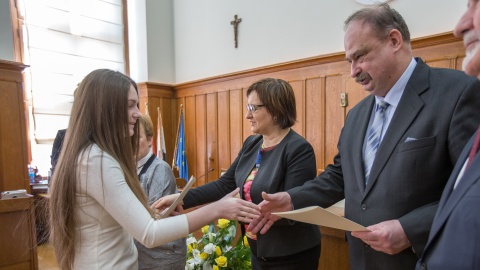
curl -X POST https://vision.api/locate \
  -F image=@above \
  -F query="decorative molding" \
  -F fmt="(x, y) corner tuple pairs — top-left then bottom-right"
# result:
(411, 32), (461, 49)
(0, 60), (28, 72)
(355, 0), (392, 5)
(173, 32), (458, 92)
(137, 82), (175, 99)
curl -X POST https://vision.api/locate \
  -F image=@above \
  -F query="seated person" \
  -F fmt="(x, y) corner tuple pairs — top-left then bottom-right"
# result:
(135, 114), (186, 270)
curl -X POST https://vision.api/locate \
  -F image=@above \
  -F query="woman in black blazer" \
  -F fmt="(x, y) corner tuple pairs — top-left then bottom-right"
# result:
(153, 78), (320, 270)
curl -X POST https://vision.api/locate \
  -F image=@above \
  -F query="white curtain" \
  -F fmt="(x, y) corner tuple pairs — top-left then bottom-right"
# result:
(20, 0), (126, 144)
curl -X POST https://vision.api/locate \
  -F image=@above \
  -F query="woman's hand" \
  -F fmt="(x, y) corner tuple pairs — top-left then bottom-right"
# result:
(211, 188), (261, 223)
(151, 193), (182, 216)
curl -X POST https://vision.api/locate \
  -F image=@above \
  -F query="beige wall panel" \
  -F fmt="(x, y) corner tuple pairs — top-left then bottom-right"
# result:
(217, 91), (231, 176)
(185, 96), (196, 182)
(242, 87), (252, 141)
(305, 77), (325, 171)
(206, 93), (218, 182)
(229, 89), (243, 164)
(195, 95), (206, 186)
(424, 58), (454, 69)
(324, 75), (345, 167)
(289, 80), (305, 137)
(344, 74), (369, 116)
(456, 56), (465, 70)
(159, 98), (176, 165)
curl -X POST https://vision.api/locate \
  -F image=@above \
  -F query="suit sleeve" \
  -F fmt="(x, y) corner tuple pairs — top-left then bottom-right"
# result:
(182, 136), (257, 208)
(287, 128), (346, 209)
(269, 137), (318, 227)
(398, 77), (480, 256)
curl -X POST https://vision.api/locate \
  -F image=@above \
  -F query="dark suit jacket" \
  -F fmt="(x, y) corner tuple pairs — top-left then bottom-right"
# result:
(50, 129), (67, 175)
(287, 58), (480, 270)
(416, 130), (480, 270)
(183, 129), (319, 258)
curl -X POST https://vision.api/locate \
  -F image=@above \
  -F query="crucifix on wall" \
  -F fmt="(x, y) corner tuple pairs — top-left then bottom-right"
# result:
(230, 15), (242, 48)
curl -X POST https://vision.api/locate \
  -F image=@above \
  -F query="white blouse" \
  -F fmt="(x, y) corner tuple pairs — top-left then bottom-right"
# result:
(73, 144), (188, 269)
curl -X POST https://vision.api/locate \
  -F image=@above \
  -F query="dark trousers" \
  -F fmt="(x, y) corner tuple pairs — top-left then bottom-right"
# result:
(251, 244), (320, 270)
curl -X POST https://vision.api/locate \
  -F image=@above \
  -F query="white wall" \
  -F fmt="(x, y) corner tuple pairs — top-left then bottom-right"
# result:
(127, 0), (148, 83)
(128, 0), (175, 83)
(0, 0), (14, 61)
(146, 0), (175, 84)
(162, 0), (465, 83)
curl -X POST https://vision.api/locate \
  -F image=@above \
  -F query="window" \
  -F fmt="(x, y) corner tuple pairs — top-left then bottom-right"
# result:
(14, 0), (129, 173)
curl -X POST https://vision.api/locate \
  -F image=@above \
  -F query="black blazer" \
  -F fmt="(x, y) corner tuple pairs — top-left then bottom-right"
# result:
(287, 58), (480, 270)
(417, 130), (480, 270)
(183, 129), (319, 258)
(50, 129), (67, 175)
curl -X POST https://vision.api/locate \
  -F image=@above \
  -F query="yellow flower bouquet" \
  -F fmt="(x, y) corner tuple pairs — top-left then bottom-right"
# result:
(186, 219), (251, 270)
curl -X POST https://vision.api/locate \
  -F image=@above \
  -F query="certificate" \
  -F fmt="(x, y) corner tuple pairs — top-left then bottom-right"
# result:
(274, 206), (370, 231)
(160, 175), (196, 218)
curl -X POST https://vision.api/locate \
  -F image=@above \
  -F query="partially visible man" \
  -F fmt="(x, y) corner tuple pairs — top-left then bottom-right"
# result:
(416, 0), (480, 269)
(460, 0), (480, 79)
(248, 3), (480, 270)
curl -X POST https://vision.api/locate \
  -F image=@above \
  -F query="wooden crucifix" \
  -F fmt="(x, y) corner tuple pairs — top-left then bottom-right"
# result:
(230, 15), (242, 48)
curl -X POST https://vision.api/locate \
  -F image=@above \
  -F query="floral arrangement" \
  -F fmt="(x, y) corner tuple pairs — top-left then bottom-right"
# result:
(186, 219), (251, 270)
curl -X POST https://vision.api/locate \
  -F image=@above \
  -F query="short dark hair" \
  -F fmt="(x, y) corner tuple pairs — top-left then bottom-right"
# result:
(344, 3), (410, 45)
(246, 78), (296, 129)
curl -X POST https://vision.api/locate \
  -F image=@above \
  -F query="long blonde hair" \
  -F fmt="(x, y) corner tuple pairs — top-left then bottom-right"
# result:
(49, 69), (152, 269)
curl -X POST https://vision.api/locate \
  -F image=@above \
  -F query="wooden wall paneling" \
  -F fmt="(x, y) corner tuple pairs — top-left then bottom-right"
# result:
(195, 95), (206, 186)
(449, 58), (459, 70)
(0, 80), (24, 191)
(159, 97), (176, 166)
(185, 96), (196, 182)
(324, 75), (345, 167)
(344, 74), (369, 116)
(289, 80), (305, 137)
(424, 58), (455, 69)
(412, 36), (464, 64)
(318, 226), (350, 270)
(137, 82), (176, 167)
(456, 56), (465, 71)
(242, 87), (252, 142)
(217, 91), (231, 176)
(0, 198), (38, 270)
(0, 62), (29, 193)
(305, 77), (326, 171)
(206, 93), (218, 182)
(0, 61), (36, 270)
(229, 89), (243, 163)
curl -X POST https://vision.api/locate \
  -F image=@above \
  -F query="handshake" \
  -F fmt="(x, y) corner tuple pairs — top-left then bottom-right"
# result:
(151, 189), (292, 235)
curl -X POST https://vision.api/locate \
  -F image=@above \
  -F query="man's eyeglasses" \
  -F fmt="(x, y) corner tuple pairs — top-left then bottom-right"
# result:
(246, 104), (265, 113)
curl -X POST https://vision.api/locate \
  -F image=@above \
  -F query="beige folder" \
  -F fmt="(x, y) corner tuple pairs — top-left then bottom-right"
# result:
(160, 175), (196, 218)
(274, 206), (370, 232)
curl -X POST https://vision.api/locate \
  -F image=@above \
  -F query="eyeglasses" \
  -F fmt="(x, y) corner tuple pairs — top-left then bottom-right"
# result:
(246, 104), (265, 113)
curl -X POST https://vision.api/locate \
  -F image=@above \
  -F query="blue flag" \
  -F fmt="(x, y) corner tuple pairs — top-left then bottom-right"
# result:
(175, 111), (188, 180)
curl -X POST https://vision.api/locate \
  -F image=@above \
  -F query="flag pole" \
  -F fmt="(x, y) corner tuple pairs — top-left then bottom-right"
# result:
(171, 104), (183, 169)
(157, 107), (164, 160)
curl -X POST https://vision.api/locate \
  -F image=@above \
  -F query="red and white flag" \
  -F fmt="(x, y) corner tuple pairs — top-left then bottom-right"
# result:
(156, 107), (166, 160)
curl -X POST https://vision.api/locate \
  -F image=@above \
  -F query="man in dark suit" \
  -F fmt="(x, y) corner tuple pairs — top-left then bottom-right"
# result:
(248, 4), (480, 270)
(457, 0), (480, 80)
(50, 128), (66, 176)
(416, 1), (480, 269)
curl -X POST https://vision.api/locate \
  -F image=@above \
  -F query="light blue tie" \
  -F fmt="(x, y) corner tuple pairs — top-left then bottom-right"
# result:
(363, 100), (389, 185)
